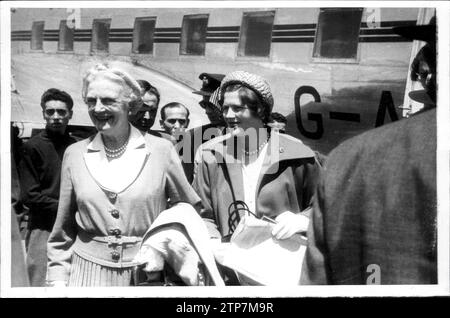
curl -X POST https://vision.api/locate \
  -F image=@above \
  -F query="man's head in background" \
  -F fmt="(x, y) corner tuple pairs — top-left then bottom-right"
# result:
(41, 88), (73, 135)
(267, 112), (287, 133)
(160, 102), (190, 142)
(409, 42), (436, 106)
(394, 16), (436, 109)
(193, 73), (226, 126)
(129, 79), (160, 131)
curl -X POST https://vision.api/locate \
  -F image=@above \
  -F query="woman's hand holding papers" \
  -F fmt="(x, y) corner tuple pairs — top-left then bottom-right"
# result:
(271, 211), (309, 240)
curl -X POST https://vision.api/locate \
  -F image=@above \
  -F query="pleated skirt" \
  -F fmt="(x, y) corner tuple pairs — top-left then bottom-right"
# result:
(68, 253), (133, 287)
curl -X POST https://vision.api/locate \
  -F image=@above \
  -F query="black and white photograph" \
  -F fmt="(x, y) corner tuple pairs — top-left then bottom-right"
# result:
(0, 1), (449, 299)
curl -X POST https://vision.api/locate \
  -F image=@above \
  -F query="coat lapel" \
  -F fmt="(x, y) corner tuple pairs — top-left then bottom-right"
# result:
(223, 142), (245, 203)
(255, 133), (316, 197)
(83, 133), (109, 188)
(209, 133), (315, 209)
(211, 135), (245, 203)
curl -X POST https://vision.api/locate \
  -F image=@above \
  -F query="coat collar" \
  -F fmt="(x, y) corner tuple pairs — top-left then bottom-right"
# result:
(41, 128), (72, 142)
(255, 133), (315, 196)
(208, 131), (315, 164)
(205, 131), (315, 208)
(260, 132), (315, 174)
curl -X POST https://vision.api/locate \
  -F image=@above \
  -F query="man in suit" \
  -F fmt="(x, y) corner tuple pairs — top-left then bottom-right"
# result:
(190, 73), (228, 151)
(129, 79), (160, 133)
(193, 73), (227, 129)
(302, 19), (437, 284)
(177, 73), (227, 183)
(129, 79), (172, 141)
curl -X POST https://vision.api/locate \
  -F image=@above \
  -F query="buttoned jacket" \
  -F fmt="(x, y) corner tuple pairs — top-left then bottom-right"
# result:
(47, 127), (200, 282)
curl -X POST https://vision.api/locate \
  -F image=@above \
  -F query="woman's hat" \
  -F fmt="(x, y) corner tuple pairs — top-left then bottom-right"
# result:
(220, 70), (274, 112)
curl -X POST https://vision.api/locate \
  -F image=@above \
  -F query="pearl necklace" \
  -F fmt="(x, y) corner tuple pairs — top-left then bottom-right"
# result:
(243, 136), (270, 156)
(104, 137), (129, 159)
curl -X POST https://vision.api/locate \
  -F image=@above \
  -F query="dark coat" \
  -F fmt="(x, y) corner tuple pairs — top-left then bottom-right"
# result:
(19, 130), (76, 231)
(178, 123), (225, 183)
(302, 108), (437, 285)
(192, 132), (321, 239)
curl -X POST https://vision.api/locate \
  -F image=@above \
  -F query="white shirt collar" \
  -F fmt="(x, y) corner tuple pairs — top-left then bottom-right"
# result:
(87, 124), (146, 152)
(83, 125), (148, 193)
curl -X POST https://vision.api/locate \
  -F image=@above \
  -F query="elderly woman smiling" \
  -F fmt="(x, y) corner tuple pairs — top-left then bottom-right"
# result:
(47, 64), (200, 287)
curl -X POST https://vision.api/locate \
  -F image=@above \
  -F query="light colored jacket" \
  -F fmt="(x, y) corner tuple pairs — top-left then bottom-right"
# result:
(47, 127), (200, 282)
(192, 132), (321, 239)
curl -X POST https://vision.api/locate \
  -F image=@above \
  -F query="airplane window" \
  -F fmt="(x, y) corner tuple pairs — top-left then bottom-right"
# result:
(132, 17), (156, 54)
(238, 11), (275, 57)
(31, 21), (44, 50)
(180, 14), (208, 56)
(91, 19), (111, 53)
(313, 8), (363, 60)
(58, 20), (74, 51)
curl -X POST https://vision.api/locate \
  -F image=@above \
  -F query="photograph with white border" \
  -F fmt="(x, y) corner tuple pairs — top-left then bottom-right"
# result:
(1, 0), (449, 298)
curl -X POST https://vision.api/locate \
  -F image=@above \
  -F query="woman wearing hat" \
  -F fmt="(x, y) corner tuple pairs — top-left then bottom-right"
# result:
(47, 64), (200, 287)
(192, 71), (321, 282)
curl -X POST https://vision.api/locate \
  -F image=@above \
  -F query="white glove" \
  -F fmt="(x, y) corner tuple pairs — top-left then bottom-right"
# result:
(271, 211), (309, 240)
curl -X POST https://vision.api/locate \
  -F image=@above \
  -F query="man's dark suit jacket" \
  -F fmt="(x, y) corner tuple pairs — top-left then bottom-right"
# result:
(178, 123), (225, 183)
(302, 108), (437, 284)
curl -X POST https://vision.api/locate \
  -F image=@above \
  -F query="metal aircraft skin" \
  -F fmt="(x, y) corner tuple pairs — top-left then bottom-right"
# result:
(10, 7), (432, 154)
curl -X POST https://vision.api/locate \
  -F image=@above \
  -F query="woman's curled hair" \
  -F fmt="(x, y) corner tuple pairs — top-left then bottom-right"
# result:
(82, 63), (143, 113)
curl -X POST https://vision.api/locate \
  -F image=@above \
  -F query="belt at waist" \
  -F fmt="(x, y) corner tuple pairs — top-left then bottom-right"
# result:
(73, 230), (142, 268)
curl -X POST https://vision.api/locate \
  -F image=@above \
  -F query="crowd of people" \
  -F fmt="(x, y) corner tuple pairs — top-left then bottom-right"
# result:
(10, 21), (438, 287)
